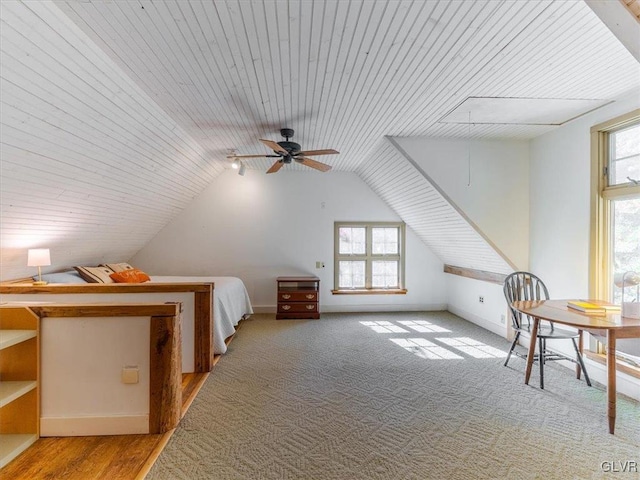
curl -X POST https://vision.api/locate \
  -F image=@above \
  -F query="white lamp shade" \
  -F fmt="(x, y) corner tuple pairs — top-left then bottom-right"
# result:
(27, 248), (51, 267)
(614, 272), (640, 288)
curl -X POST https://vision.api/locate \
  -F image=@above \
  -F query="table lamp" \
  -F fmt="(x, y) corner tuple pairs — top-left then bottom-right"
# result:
(28, 248), (51, 285)
(614, 271), (640, 319)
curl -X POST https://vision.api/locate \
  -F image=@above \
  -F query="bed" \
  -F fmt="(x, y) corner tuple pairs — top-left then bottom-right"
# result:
(0, 272), (253, 370)
(149, 275), (253, 355)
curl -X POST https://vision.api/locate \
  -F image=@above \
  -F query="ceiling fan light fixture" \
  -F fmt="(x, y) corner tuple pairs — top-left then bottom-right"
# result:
(238, 161), (246, 176)
(234, 128), (337, 174)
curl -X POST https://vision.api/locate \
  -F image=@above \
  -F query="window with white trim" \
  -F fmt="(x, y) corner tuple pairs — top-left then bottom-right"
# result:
(333, 222), (406, 293)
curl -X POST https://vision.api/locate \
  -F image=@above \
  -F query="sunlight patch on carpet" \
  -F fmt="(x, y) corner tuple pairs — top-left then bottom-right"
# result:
(360, 320), (409, 333)
(398, 320), (451, 333)
(437, 337), (507, 359)
(390, 337), (464, 360)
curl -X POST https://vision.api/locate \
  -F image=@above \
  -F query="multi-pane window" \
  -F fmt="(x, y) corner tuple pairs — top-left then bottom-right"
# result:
(334, 222), (405, 291)
(608, 123), (640, 187)
(599, 120), (640, 303)
(590, 112), (640, 363)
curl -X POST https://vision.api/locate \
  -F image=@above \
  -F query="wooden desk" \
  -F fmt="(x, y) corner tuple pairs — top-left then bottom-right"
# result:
(512, 299), (640, 434)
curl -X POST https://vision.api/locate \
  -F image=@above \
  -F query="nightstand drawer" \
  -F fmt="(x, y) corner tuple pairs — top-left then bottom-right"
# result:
(277, 303), (318, 313)
(278, 291), (318, 302)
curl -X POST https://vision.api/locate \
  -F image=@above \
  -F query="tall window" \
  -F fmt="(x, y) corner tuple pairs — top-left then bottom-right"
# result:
(590, 110), (640, 363)
(334, 222), (406, 293)
(608, 124), (640, 305)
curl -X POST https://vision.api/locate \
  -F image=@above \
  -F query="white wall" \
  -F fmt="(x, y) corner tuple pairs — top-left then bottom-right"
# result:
(40, 316), (150, 436)
(530, 91), (640, 400)
(394, 137), (530, 270)
(446, 274), (509, 337)
(131, 170), (447, 312)
(530, 92), (640, 298)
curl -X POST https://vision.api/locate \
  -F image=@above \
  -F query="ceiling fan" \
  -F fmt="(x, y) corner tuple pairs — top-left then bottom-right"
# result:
(227, 128), (338, 174)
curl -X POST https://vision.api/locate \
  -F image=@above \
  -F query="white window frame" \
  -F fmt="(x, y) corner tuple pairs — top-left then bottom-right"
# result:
(333, 221), (407, 294)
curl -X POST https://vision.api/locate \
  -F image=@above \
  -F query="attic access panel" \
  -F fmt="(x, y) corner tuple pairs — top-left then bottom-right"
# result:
(440, 97), (611, 125)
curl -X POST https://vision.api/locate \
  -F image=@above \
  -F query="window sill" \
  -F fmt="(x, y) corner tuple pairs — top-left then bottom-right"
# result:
(331, 289), (407, 295)
(585, 351), (640, 379)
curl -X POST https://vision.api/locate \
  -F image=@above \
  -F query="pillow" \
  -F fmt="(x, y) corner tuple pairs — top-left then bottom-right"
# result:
(109, 268), (151, 283)
(33, 271), (88, 284)
(102, 262), (135, 273)
(74, 266), (115, 283)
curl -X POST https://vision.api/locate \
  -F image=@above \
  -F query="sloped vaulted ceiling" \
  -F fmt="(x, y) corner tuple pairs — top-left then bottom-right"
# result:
(1, 0), (639, 280)
(0, 1), (224, 279)
(357, 137), (516, 275)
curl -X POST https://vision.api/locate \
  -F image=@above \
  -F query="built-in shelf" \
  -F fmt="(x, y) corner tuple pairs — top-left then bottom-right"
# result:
(0, 330), (37, 350)
(0, 307), (40, 470)
(0, 381), (37, 408)
(0, 434), (38, 469)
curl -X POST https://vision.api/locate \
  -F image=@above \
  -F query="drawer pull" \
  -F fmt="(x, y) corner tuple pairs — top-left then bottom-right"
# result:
(282, 294), (291, 299)
(306, 305), (315, 310)
(282, 305), (291, 310)
(305, 294), (315, 299)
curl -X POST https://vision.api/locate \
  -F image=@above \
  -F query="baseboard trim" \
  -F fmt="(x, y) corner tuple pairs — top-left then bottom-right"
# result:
(40, 414), (149, 436)
(322, 303), (446, 313)
(447, 305), (507, 338)
(252, 304), (447, 314)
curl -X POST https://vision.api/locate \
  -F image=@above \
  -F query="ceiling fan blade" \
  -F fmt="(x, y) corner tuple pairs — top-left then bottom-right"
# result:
(266, 160), (284, 174)
(259, 139), (288, 155)
(297, 149), (339, 156)
(298, 157), (332, 172)
(226, 154), (272, 159)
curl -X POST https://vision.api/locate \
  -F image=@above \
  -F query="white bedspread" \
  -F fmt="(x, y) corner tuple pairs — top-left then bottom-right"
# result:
(150, 276), (253, 354)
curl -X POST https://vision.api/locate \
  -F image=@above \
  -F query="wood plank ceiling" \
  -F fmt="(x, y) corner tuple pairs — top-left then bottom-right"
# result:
(54, 0), (640, 173)
(1, 0), (639, 279)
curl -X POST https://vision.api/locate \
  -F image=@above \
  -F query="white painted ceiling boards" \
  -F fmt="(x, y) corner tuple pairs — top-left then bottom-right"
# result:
(1, 0), (639, 280)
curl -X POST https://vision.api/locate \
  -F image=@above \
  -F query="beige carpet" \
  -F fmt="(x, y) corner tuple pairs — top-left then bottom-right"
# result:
(147, 312), (640, 479)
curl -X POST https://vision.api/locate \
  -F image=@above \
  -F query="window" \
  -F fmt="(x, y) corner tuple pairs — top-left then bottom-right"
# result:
(590, 110), (640, 365)
(333, 222), (406, 293)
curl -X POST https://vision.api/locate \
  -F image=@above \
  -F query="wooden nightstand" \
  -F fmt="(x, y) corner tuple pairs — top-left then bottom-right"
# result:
(276, 276), (320, 320)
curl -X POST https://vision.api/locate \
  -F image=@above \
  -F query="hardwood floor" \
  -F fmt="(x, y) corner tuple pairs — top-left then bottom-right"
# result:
(1, 360), (223, 479)
(1, 433), (169, 480)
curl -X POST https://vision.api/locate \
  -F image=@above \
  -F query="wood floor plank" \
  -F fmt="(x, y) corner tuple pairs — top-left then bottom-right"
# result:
(1, 435), (165, 480)
(181, 372), (209, 418)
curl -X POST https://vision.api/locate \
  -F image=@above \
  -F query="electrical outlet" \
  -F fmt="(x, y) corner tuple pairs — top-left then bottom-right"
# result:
(121, 366), (139, 384)
(315, 261), (325, 268)
(500, 314), (505, 324)
(479, 296), (484, 303)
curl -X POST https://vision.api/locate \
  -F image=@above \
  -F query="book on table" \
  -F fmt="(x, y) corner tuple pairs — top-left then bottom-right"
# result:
(567, 300), (621, 314)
